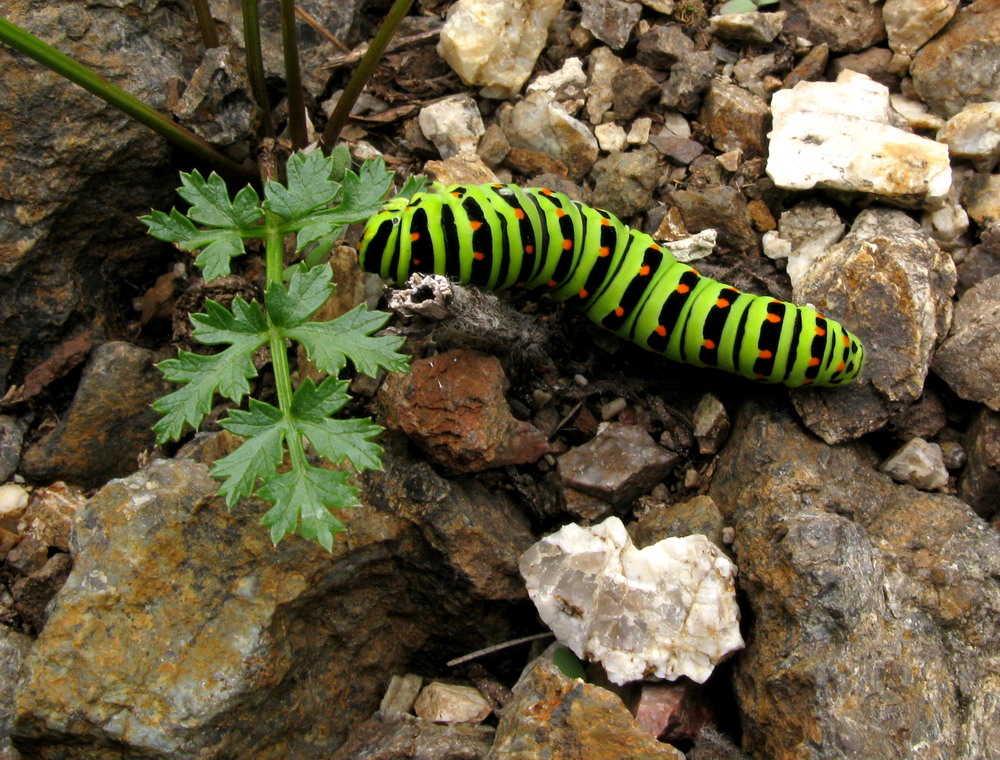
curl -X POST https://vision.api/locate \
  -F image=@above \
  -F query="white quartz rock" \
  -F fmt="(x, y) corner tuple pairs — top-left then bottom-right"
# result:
(526, 57), (587, 114)
(766, 71), (952, 207)
(437, 0), (565, 98)
(500, 93), (599, 179)
(520, 517), (744, 685)
(418, 94), (485, 159)
(937, 102), (1000, 173)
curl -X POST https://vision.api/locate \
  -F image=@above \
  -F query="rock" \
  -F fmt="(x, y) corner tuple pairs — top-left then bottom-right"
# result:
(959, 408), (1000, 520)
(0, 1), (184, 393)
(762, 201), (845, 284)
(330, 710), (494, 760)
(627, 118), (653, 145)
(413, 683), (492, 724)
(0, 418), (24, 483)
(636, 25), (694, 71)
(477, 123), (511, 168)
(0, 485), (28, 524)
(15, 482), (82, 553)
(666, 186), (758, 255)
(699, 81), (770, 159)
(779, 0), (886, 52)
(437, 0), (564, 98)
(611, 64), (661, 121)
(661, 51), (716, 114)
(883, 0), (959, 55)
(18, 342), (171, 488)
(520, 517), (744, 685)
(827, 47), (900, 91)
(490, 650), (686, 759)
(1, 626), (32, 741)
(688, 727), (752, 760)
(880, 438), (949, 491)
(578, 0), (643, 49)
(584, 46), (624, 125)
(886, 389), (947, 441)
(932, 273), (1000, 410)
(956, 223), (1000, 294)
(940, 440), (967, 471)
(629, 496), (727, 552)
(707, 11), (787, 45)
(638, 0), (674, 12)
(792, 208), (956, 442)
(890, 94), (947, 132)
(170, 47), (259, 147)
(710, 401), (1000, 759)
(782, 44), (829, 89)
(423, 152), (501, 192)
(590, 147), (664, 217)
(766, 71), (952, 208)
(631, 681), (712, 743)
(911, 0), (1000, 118)
(938, 102), (1000, 172)
(648, 133), (704, 165)
(962, 173), (1000, 224)
(418, 94), (486, 159)
(526, 57), (587, 114)
(380, 674), (424, 713)
(500, 93), (600, 180)
(9, 553), (73, 633)
(557, 422), (680, 509)
(378, 350), (549, 473)
(11, 444), (529, 758)
(692, 395), (730, 456)
(595, 121), (627, 152)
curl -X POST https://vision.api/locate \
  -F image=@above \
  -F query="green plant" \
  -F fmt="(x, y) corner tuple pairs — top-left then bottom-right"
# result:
(141, 147), (410, 550)
(718, 0), (779, 14)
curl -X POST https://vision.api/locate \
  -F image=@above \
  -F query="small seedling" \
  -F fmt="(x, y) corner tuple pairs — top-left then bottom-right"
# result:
(141, 147), (410, 550)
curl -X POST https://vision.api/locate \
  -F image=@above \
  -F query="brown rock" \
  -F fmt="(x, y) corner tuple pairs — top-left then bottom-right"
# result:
(780, 0), (886, 53)
(378, 349), (549, 472)
(699, 81), (770, 159)
(667, 186), (758, 255)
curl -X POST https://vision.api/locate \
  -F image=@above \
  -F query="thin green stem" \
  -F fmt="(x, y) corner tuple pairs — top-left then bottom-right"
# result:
(191, 0), (221, 48)
(241, 0), (275, 137)
(278, 0), (308, 149)
(319, 0), (415, 150)
(0, 15), (255, 181)
(262, 208), (308, 470)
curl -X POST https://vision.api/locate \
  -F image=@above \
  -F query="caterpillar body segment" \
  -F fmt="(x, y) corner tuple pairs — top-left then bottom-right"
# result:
(359, 183), (865, 388)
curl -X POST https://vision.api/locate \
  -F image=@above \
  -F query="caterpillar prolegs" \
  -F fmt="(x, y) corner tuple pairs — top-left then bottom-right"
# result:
(358, 183), (865, 388)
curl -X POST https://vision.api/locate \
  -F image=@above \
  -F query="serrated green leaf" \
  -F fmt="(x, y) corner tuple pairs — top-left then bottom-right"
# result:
(339, 158), (394, 215)
(288, 377), (383, 472)
(396, 175), (428, 201)
(295, 218), (345, 252)
(266, 264), (334, 327)
(177, 170), (263, 229)
(285, 304), (409, 376)
(152, 347), (262, 442)
(213, 401), (286, 506)
(191, 297), (269, 345)
(258, 466), (356, 550)
(140, 208), (199, 243)
(264, 150), (342, 222)
(192, 233), (247, 282)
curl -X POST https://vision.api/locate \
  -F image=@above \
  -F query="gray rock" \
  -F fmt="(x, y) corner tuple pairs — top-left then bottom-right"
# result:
(558, 422), (680, 509)
(661, 51), (716, 114)
(692, 394), (730, 456)
(710, 401), (1000, 759)
(1, 626), (32, 736)
(911, 0), (1000, 118)
(636, 24), (695, 71)
(585, 46), (624, 125)
(590, 146), (664, 218)
(0, 418), (24, 483)
(792, 208), (956, 443)
(418, 94), (486, 159)
(707, 11), (787, 45)
(666, 185), (758, 255)
(611, 64), (661, 121)
(959, 409), (1000, 520)
(11, 441), (531, 758)
(170, 46), (259, 147)
(500, 93), (599, 181)
(779, 0), (886, 52)
(19, 342), (171, 488)
(938, 102), (1000, 173)
(330, 710), (494, 760)
(578, 0), (643, 49)
(932, 273), (1000, 411)
(880, 437), (949, 491)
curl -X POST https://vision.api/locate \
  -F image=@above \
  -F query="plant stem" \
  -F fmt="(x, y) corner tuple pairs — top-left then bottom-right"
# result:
(319, 0), (415, 150)
(191, 0), (221, 48)
(278, 0), (308, 149)
(263, 208), (309, 470)
(241, 0), (275, 137)
(0, 15), (254, 181)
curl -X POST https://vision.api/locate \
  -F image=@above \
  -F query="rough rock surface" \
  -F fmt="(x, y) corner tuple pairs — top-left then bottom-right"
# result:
(910, 0), (1000, 118)
(779, 0), (886, 52)
(489, 652), (685, 759)
(378, 349), (549, 473)
(932, 273), (1000, 411)
(520, 517), (743, 685)
(11, 440), (531, 758)
(710, 401), (1000, 760)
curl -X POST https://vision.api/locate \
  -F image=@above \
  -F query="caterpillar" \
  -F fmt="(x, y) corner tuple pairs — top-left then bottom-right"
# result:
(358, 183), (865, 388)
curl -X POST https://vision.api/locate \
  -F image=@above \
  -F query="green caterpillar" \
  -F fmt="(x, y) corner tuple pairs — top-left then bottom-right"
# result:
(359, 183), (865, 388)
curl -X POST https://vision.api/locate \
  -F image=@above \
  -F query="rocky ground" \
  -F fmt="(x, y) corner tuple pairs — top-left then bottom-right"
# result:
(2, 0), (1000, 758)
